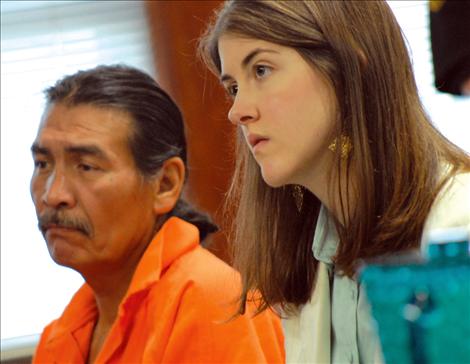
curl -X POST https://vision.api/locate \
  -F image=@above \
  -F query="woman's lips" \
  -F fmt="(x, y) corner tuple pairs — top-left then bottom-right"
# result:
(248, 134), (269, 152)
(252, 139), (269, 152)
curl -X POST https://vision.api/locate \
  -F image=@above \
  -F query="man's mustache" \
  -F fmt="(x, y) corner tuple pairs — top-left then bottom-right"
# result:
(38, 210), (93, 238)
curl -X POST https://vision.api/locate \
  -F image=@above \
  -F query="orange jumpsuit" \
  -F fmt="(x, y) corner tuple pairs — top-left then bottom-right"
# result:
(33, 217), (284, 363)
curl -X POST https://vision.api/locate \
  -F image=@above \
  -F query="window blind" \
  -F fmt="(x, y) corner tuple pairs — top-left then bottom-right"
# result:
(387, 1), (470, 152)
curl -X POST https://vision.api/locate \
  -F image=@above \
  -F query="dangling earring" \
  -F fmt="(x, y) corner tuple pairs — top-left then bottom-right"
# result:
(292, 185), (304, 212)
(328, 135), (353, 158)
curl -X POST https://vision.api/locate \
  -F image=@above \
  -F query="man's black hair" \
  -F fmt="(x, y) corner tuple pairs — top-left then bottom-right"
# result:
(45, 64), (217, 240)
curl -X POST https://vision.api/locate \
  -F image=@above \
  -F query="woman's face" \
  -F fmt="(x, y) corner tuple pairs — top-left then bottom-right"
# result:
(218, 34), (337, 188)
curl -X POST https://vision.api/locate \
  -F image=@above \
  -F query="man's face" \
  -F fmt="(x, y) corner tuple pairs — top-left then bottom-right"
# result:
(30, 103), (157, 275)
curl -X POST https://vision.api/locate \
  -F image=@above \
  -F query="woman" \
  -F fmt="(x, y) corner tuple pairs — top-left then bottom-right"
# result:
(199, 1), (470, 362)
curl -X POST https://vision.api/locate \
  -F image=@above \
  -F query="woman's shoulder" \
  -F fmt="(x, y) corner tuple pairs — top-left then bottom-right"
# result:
(424, 170), (470, 233)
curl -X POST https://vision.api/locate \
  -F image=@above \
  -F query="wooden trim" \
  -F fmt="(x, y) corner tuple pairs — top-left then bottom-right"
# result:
(146, 1), (234, 262)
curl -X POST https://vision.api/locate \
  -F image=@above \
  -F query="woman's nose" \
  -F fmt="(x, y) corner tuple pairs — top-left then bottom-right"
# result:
(227, 91), (259, 125)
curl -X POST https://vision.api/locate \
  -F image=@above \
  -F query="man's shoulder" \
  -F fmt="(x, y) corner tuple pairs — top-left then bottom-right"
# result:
(168, 245), (241, 296)
(145, 244), (241, 324)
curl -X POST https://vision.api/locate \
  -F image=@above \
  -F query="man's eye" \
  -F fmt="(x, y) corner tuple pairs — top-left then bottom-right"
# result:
(34, 160), (48, 169)
(254, 65), (272, 78)
(78, 163), (95, 172)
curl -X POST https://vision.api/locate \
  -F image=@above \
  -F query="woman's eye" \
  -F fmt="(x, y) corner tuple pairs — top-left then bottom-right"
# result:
(255, 65), (272, 78)
(227, 84), (238, 97)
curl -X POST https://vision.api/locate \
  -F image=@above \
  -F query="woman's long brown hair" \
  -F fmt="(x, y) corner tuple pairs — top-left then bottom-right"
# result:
(199, 0), (470, 315)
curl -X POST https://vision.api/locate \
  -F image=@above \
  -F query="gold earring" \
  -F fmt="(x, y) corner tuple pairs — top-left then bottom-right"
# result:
(328, 135), (352, 158)
(293, 185), (304, 212)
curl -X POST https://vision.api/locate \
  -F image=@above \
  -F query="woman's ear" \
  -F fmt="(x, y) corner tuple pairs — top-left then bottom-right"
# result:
(152, 156), (185, 215)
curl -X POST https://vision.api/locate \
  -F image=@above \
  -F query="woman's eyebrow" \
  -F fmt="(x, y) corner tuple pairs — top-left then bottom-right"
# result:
(220, 48), (279, 83)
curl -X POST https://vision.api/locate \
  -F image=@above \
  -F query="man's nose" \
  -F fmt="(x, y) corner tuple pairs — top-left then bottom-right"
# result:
(227, 90), (260, 125)
(42, 170), (76, 209)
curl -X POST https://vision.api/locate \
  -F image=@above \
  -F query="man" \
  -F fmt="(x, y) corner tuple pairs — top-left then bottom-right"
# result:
(31, 65), (284, 363)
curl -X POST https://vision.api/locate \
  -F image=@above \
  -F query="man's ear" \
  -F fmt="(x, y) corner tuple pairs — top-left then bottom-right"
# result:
(152, 156), (185, 215)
